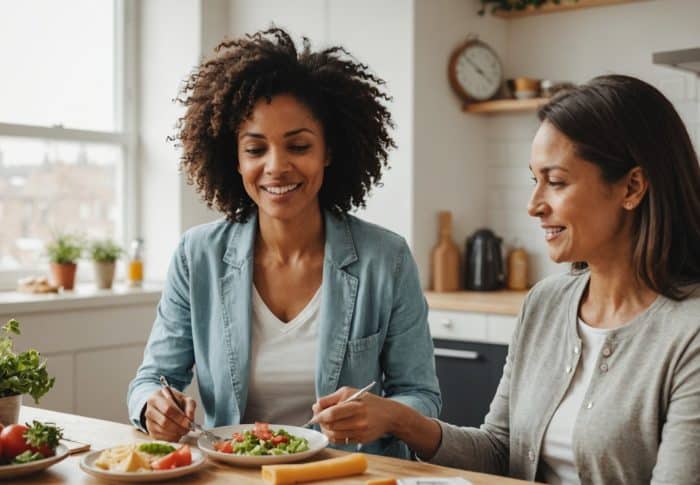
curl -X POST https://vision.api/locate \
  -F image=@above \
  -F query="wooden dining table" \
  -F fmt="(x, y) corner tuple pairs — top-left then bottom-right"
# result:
(16, 406), (531, 484)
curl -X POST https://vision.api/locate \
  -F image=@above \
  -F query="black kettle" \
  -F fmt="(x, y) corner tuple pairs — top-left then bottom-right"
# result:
(465, 229), (505, 291)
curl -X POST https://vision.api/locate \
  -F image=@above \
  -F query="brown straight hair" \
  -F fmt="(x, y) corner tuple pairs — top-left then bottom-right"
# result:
(538, 75), (700, 300)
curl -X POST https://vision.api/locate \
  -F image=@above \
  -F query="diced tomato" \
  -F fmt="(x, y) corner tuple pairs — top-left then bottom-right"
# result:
(232, 432), (244, 442)
(173, 445), (192, 467)
(271, 435), (288, 445)
(252, 422), (273, 440)
(214, 440), (233, 453)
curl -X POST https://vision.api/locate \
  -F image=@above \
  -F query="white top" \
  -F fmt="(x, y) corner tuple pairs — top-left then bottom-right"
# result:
(540, 319), (614, 484)
(241, 285), (321, 426)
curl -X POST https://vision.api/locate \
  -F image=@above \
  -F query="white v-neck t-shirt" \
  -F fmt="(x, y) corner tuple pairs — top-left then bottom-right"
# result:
(540, 319), (614, 484)
(241, 285), (321, 426)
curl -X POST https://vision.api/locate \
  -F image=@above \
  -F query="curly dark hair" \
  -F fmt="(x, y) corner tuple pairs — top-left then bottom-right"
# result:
(172, 27), (396, 222)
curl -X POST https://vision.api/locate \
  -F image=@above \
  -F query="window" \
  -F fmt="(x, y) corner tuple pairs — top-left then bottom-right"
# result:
(0, 0), (135, 289)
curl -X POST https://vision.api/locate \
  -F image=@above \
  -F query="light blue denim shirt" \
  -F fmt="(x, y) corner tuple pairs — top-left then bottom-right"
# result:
(127, 210), (441, 457)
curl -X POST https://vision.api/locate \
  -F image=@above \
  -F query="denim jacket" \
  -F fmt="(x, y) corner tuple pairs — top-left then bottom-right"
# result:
(127, 210), (441, 456)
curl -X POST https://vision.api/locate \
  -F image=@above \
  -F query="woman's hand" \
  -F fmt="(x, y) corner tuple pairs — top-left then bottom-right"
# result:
(312, 386), (443, 458)
(312, 386), (397, 445)
(144, 388), (196, 442)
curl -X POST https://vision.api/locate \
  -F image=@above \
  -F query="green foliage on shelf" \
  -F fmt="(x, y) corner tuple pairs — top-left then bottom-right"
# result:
(479, 0), (578, 15)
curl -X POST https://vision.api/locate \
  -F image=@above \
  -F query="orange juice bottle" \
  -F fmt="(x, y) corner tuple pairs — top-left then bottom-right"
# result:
(127, 238), (144, 288)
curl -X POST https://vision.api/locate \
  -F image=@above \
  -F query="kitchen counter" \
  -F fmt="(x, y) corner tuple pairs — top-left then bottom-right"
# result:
(425, 289), (528, 316)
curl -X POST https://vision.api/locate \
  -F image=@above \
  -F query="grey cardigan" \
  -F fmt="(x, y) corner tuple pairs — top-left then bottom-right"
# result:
(430, 272), (700, 484)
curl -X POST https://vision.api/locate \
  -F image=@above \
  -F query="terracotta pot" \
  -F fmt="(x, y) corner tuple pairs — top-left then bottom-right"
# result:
(50, 262), (77, 290)
(0, 394), (22, 425)
(94, 261), (116, 290)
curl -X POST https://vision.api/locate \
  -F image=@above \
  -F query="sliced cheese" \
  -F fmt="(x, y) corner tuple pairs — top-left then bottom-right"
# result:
(261, 453), (368, 484)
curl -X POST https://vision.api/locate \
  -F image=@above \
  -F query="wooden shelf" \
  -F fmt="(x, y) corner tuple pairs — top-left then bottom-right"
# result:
(463, 97), (548, 114)
(493, 0), (642, 19)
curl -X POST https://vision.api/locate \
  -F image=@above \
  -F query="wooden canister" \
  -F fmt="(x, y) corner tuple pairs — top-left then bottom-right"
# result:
(507, 246), (528, 290)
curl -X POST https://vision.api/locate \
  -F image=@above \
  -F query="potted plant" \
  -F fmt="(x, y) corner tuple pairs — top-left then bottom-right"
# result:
(46, 233), (83, 290)
(89, 239), (123, 290)
(0, 319), (55, 424)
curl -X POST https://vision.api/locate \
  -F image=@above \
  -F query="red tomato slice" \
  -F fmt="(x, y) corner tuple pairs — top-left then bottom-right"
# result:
(0, 424), (30, 459)
(152, 445), (192, 469)
(232, 432), (244, 442)
(173, 445), (192, 467)
(151, 452), (178, 470)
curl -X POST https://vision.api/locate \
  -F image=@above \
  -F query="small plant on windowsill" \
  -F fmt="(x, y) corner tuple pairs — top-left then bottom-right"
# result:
(89, 239), (123, 290)
(478, 0), (579, 15)
(45, 233), (84, 291)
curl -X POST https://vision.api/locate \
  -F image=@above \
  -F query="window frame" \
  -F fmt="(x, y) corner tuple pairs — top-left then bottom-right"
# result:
(0, 0), (138, 291)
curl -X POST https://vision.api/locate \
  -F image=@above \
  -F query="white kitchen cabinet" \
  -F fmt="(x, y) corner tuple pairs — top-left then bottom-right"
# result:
(75, 345), (147, 424)
(428, 309), (516, 345)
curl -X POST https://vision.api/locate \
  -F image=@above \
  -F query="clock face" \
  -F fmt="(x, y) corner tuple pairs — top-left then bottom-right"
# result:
(453, 44), (502, 101)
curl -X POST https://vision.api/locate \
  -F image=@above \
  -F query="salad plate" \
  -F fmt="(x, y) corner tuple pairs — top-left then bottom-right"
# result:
(198, 424), (328, 467)
(0, 443), (69, 479)
(80, 444), (206, 482)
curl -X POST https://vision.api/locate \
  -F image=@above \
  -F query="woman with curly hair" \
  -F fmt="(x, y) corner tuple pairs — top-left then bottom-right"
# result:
(127, 27), (441, 457)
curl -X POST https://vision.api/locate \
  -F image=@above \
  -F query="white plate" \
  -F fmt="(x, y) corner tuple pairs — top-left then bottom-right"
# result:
(197, 424), (328, 467)
(0, 444), (70, 480)
(79, 444), (206, 483)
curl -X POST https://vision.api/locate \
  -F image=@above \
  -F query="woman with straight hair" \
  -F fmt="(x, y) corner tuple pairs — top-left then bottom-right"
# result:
(312, 75), (700, 483)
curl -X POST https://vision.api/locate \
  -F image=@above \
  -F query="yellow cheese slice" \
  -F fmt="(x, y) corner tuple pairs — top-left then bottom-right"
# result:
(261, 453), (368, 484)
(114, 449), (152, 472)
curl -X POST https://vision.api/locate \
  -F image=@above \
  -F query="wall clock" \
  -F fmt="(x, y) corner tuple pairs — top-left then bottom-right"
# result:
(448, 36), (503, 103)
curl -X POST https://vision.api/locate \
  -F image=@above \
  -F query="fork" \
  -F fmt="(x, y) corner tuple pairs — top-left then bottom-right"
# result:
(302, 380), (377, 428)
(159, 376), (227, 443)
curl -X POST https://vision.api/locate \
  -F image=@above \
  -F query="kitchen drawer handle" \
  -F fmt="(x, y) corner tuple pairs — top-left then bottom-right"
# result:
(434, 348), (480, 360)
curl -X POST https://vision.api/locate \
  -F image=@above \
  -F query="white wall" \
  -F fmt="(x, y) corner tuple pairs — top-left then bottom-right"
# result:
(139, 0), (218, 280)
(412, 0), (508, 287)
(483, 0), (700, 283)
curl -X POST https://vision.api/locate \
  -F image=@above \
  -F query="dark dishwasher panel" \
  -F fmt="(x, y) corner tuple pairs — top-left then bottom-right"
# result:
(433, 338), (508, 428)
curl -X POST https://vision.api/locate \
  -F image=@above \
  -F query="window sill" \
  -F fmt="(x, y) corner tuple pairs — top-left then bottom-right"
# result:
(0, 283), (162, 314)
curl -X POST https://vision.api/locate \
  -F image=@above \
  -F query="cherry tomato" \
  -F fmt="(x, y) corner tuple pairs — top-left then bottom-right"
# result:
(0, 424), (30, 459)
(29, 443), (54, 457)
(232, 432), (244, 442)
